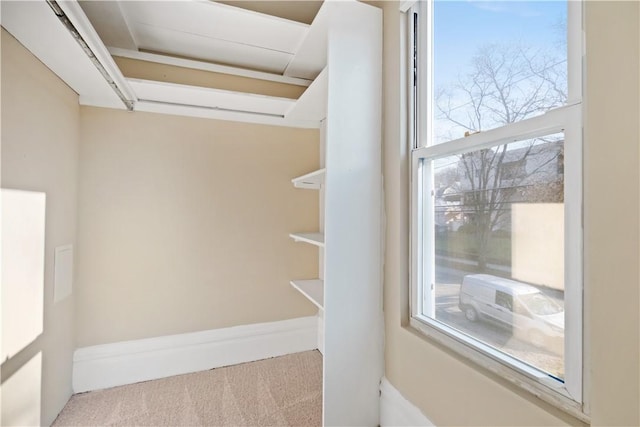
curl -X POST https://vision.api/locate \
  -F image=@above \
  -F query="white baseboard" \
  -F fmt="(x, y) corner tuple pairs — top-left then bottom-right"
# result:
(73, 316), (319, 393)
(380, 377), (435, 427)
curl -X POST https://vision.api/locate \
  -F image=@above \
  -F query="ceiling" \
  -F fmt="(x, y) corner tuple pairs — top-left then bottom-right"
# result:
(78, 0), (324, 75)
(1, 0), (328, 127)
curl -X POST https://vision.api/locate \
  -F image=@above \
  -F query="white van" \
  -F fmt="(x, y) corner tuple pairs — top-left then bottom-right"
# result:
(458, 274), (564, 349)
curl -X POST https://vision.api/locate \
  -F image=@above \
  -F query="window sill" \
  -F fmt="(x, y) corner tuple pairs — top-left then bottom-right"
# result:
(408, 316), (590, 424)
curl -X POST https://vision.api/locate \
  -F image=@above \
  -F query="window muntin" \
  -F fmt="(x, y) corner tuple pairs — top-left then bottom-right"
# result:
(409, 0), (584, 413)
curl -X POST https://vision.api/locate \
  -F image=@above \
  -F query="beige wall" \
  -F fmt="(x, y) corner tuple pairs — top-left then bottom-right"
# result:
(382, 1), (639, 426)
(76, 107), (319, 347)
(584, 2), (639, 425)
(1, 29), (79, 426)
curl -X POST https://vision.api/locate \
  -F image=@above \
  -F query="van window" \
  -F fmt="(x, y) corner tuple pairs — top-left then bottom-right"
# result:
(495, 291), (513, 311)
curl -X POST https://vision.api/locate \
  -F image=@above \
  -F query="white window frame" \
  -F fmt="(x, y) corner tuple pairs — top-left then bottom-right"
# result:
(407, 0), (587, 421)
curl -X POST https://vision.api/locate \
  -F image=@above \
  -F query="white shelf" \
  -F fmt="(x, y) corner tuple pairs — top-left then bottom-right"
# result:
(292, 168), (326, 189)
(290, 279), (324, 310)
(285, 67), (327, 121)
(289, 232), (324, 247)
(128, 78), (295, 115)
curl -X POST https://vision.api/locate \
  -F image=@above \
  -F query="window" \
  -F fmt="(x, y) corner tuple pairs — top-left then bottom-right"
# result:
(408, 0), (584, 418)
(495, 291), (513, 311)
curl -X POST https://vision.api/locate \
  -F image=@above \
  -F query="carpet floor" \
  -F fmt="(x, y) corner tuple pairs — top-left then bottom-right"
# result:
(53, 351), (322, 427)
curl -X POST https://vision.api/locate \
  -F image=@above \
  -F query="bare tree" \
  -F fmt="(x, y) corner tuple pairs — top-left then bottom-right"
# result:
(436, 43), (566, 271)
(437, 43), (566, 135)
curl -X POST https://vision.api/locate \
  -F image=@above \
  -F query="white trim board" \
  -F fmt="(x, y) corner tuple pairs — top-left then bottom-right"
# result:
(72, 316), (318, 393)
(380, 377), (435, 427)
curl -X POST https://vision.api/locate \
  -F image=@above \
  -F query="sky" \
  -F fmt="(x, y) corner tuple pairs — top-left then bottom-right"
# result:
(431, 0), (568, 143)
(434, 0), (567, 88)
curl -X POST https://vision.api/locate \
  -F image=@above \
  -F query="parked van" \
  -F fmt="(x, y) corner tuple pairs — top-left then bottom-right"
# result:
(458, 274), (564, 349)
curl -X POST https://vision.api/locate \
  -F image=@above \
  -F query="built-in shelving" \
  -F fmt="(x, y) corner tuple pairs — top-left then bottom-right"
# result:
(290, 279), (324, 310)
(292, 168), (326, 189)
(288, 2), (382, 425)
(289, 232), (324, 247)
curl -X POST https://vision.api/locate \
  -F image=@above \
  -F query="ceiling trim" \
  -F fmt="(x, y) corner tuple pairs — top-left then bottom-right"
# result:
(108, 47), (312, 87)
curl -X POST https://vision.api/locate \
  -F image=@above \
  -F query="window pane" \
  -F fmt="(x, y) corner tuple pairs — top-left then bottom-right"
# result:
(425, 133), (565, 379)
(431, 1), (567, 145)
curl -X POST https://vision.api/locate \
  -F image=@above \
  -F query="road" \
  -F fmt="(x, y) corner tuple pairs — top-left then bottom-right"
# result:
(431, 265), (564, 379)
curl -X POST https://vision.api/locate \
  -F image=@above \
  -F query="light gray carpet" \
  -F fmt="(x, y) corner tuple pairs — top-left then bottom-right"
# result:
(53, 351), (322, 427)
